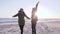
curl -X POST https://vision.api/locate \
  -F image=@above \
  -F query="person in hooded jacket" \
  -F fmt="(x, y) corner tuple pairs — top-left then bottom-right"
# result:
(13, 8), (30, 34)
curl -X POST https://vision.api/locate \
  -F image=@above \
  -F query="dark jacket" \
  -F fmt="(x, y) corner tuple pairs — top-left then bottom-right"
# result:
(13, 11), (30, 25)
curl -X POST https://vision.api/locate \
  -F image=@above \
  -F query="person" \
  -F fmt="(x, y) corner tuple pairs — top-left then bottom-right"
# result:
(12, 8), (30, 34)
(31, 1), (39, 34)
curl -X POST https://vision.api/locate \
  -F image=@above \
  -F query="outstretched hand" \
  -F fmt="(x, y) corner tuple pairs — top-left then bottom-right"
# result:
(28, 18), (31, 19)
(12, 16), (15, 17)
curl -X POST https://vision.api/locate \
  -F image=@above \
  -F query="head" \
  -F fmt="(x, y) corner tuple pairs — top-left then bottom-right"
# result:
(20, 8), (23, 11)
(19, 8), (24, 12)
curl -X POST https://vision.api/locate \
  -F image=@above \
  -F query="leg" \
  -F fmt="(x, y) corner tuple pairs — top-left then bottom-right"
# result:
(34, 25), (36, 34)
(32, 24), (34, 34)
(20, 25), (24, 34)
(32, 24), (36, 34)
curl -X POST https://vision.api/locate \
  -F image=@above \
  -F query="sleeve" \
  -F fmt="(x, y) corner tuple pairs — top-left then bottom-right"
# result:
(13, 13), (18, 17)
(24, 12), (30, 19)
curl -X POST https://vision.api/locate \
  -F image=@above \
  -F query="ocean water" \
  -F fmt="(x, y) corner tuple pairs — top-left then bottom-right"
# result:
(0, 18), (17, 24)
(0, 18), (31, 24)
(0, 18), (60, 24)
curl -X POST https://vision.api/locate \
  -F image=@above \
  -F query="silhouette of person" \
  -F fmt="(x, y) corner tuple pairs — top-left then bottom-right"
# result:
(12, 8), (30, 34)
(31, 1), (39, 34)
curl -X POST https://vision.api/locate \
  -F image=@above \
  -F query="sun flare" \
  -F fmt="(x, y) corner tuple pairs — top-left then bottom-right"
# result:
(35, 6), (52, 19)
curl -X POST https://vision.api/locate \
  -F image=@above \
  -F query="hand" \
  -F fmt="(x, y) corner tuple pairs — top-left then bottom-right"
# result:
(36, 1), (39, 8)
(37, 1), (39, 5)
(28, 18), (30, 19)
(12, 16), (15, 17)
(38, 1), (39, 4)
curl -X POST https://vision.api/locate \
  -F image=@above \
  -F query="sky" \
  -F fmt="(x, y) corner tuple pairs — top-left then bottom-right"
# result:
(0, 0), (60, 19)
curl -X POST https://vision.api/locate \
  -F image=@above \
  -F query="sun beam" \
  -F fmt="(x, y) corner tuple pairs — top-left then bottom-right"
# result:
(36, 6), (52, 19)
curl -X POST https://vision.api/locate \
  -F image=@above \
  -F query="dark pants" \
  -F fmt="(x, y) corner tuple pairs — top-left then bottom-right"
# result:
(31, 21), (37, 34)
(19, 25), (24, 34)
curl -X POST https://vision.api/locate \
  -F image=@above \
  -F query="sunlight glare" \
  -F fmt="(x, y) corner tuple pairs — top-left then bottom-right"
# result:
(35, 6), (50, 19)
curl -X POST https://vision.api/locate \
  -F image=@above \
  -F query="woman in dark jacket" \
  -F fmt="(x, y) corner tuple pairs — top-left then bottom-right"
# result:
(13, 8), (30, 34)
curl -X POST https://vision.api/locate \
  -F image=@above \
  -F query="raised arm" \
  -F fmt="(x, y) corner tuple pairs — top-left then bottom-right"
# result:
(12, 13), (18, 17)
(36, 1), (39, 9)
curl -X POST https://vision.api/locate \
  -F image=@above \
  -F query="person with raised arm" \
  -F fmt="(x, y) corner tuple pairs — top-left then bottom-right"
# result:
(31, 1), (39, 34)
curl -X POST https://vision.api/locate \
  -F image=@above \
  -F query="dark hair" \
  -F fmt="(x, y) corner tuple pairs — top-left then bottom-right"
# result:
(19, 8), (24, 12)
(20, 8), (23, 10)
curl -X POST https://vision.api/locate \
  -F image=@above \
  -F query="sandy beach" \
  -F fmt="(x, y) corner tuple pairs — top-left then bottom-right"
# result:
(0, 23), (32, 34)
(0, 24), (20, 34)
(0, 22), (60, 34)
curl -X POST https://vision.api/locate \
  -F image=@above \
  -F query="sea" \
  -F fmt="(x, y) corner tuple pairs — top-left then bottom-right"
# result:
(0, 18), (60, 24)
(0, 18), (32, 25)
